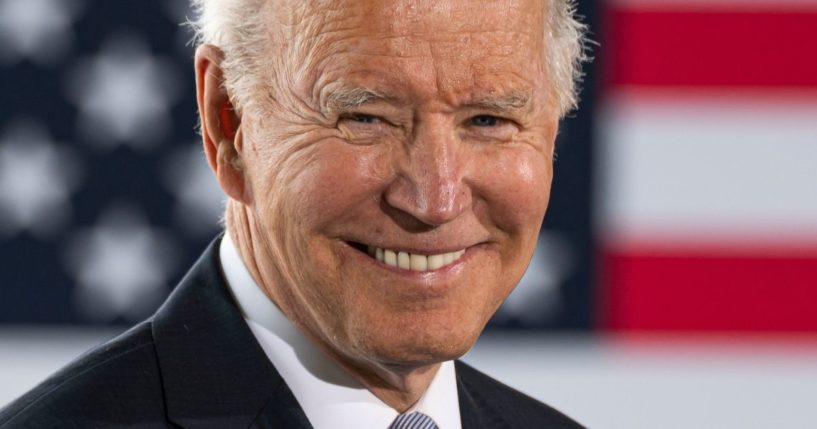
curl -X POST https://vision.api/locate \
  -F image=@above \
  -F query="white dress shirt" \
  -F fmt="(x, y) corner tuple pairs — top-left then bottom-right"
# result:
(219, 233), (462, 429)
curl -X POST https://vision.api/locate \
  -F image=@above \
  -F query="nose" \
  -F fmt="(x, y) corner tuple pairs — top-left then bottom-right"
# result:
(383, 119), (472, 227)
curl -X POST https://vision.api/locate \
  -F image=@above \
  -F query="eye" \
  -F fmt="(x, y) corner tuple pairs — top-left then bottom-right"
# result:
(345, 113), (381, 124)
(463, 114), (517, 142)
(470, 115), (501, 127)
(337, 112), (392, 144)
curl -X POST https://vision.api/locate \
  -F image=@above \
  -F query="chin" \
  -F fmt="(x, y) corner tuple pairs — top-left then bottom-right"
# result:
(349, 313), (486, 368)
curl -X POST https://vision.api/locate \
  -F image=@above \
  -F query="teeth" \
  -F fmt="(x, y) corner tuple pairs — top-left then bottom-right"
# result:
(409, 253), (427, 271)
(397, 251), (410, 269)
(384, 249), (397, 266)
(427, 254), (444, 270)
(365, 245), (467, 272)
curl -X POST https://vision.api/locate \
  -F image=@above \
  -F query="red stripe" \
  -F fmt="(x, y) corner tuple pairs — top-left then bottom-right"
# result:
(600, 249), (817, 332)
(604, 8), (817, 88)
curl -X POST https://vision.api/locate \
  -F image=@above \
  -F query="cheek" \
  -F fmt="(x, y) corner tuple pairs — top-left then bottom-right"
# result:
(474, 147), (552, 231)
(247, 140), (390, 323)
(284, 141), (391, 232)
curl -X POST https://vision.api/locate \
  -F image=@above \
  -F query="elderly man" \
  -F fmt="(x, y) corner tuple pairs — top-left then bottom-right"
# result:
(0, 0), (586, 428)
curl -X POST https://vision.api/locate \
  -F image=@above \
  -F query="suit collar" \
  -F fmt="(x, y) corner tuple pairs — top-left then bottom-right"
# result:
(151, 237), (312, 429)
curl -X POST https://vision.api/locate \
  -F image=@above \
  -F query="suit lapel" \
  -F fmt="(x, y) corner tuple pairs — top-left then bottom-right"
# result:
(151, 238), (312, 429)
(456, 361), (507, 429)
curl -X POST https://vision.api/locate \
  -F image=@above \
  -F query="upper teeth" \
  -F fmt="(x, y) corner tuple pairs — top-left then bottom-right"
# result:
(367, 246), (466, 271)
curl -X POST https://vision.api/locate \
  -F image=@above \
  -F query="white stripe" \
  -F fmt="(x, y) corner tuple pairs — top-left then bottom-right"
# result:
(597, 90), (817, 248)
(405, 412), (420, 428)
(404, 413), (416, 428)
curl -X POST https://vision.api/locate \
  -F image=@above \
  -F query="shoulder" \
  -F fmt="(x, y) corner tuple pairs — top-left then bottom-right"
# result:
(0, 321), (171, 428)
(455, 360), (585, 429)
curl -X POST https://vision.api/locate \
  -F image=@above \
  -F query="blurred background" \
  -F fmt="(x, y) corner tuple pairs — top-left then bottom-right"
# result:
(1, 0), (815, 427)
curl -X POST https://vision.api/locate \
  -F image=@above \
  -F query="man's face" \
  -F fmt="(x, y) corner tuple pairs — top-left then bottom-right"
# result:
(239, 0), (557, 368)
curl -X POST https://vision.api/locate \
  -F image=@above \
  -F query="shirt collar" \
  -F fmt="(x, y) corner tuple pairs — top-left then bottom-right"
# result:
(219, 232), (462, 429)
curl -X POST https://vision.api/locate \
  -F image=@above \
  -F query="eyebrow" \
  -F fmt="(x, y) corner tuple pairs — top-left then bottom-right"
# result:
(324, 85), (532, 113)
(465, 91), (531, 112)
(324, 86), (392, 113)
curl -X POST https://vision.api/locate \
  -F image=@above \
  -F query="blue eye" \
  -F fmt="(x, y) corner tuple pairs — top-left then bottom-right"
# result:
(471, 115), (500, 127)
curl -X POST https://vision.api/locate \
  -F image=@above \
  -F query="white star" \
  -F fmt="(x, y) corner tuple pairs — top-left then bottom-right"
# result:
(494, 232), (574, 325)
(66, 33), (181, 149)
(65, 205), (178, 322)
(0, 120), (81, 237)
(163, 144), (226, 237)
(0, 0), (80, 65)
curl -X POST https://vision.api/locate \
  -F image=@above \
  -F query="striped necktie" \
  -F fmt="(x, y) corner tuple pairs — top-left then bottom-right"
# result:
(389, 411), (439, 429)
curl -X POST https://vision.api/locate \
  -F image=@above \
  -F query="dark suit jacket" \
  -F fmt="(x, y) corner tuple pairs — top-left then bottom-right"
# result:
(0, 239), (584, 429)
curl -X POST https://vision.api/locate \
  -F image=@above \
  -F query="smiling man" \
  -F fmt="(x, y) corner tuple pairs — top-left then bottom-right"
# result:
(0, 1), (587, 428)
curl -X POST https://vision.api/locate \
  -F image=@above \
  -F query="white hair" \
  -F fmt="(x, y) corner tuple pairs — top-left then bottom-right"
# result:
(189, 0), (589, 118)
(546, 0), (590, 115)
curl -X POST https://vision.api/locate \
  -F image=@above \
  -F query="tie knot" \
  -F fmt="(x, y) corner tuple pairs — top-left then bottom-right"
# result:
(389, 411), (439, 429)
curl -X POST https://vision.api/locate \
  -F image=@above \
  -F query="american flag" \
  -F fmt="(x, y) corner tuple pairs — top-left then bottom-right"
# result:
(598, 0), (817, 333)
(0, 0), (598, 328)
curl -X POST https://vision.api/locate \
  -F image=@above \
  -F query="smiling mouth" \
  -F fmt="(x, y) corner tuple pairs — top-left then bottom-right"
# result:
(348, 242), (466, 272)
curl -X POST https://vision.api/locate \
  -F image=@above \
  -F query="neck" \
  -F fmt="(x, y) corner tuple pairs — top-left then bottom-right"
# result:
(224, 201), (440, 411)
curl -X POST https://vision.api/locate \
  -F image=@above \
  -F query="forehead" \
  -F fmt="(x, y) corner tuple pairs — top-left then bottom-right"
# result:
(276, 0), (547, 106)
(322, 0), (544, 34)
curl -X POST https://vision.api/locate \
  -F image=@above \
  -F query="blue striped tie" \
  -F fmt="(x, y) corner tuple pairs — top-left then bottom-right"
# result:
(389, 411), (439, 429)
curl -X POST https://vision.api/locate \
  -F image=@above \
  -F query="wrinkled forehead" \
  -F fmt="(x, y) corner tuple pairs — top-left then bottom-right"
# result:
(269, 0), (544, 30)
(266, 0), (546, 58)
(265, 0), (548, 103)
(325, 0), (542, 34)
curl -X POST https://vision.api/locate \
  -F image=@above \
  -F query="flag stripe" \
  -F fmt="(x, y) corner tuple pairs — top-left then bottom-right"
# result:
(602, 250), (817, 331)
(605, 8), (817, 88)
(597, 91), (817, 246)
(598, 93), (817, 332)
(608, 0), (817, 10)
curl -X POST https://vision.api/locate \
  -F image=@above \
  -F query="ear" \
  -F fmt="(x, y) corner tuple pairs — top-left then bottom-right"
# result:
(195, 44), (250, 204)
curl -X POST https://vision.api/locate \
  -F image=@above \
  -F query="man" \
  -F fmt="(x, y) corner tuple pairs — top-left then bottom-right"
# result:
(0, 0), (587, 427)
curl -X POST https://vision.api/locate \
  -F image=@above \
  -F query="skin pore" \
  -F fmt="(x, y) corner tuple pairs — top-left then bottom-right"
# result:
(196, 0), (558, 411)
